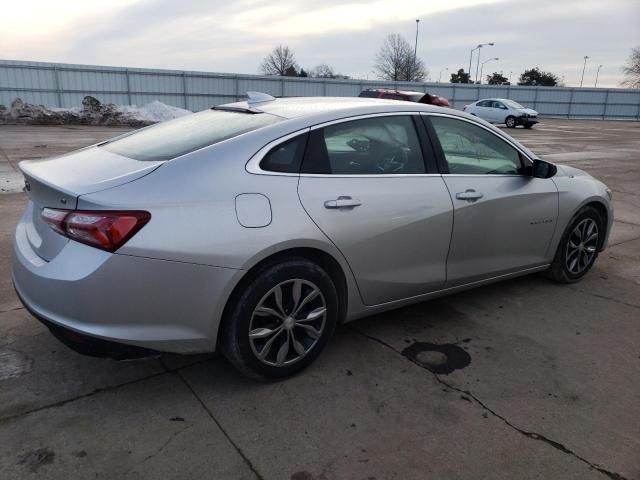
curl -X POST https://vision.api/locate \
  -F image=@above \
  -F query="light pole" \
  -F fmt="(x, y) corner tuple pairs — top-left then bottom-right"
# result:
(579, 55), (589, 87)
(475, 43), (495, 83)
(595, 64), (603, 88)
(508, 71), (513, 84)
(480, 58), (499, 85)
(468, 43), (494, 84)
(438, 67), (448, 83)
(413, 19), (420, 81)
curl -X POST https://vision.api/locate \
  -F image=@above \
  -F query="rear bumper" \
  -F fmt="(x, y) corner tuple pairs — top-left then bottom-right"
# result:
(12, 212), (241, 354)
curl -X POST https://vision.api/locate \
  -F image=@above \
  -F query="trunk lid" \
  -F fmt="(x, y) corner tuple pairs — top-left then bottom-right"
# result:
(19, 146), (163, 261)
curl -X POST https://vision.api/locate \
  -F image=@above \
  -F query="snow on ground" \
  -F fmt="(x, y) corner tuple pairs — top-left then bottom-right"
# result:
(120, 101), (192, 122)
(0, 98), (192, 193)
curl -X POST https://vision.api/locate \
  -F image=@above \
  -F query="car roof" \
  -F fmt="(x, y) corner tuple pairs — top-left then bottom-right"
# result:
(215, 96), (537, 160)
(221, 96), (440, 121)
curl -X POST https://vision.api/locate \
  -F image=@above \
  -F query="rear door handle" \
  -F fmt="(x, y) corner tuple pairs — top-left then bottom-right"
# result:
(456, 189), (484, 201)
(324, 196), (362, 209)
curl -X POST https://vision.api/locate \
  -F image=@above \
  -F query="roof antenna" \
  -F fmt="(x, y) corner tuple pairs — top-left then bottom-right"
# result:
(247, 91), (276, 105)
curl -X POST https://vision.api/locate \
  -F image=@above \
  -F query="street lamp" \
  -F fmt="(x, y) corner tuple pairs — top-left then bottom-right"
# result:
(595, 64), (603, 88)
(475, 43), (495, 83)
(468, 43), (494, 83)
(580, 55), (589, 87)
(480, 58), (499, 85)
(412, 19), (420, 81)
(438, 67), (448, 83)
(508, 71), (513, 84)
(414, 20), (420, 60)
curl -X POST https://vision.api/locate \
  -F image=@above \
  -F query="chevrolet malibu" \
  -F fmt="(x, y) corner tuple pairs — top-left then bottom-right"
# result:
(13, 93), (613, 380)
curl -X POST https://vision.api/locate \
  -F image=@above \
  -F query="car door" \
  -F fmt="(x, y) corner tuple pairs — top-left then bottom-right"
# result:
(423, 114), (558, 286)
(472, 100), (493, 122)
(298, 113), (453, 305)
(491, 101), (510, 123)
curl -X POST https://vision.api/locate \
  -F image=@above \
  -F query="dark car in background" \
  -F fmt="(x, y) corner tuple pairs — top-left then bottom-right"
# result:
(359, 88), (450, 107)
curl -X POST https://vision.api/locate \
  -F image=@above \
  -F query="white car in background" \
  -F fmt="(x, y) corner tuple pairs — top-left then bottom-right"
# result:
(463, 98), (539, 129)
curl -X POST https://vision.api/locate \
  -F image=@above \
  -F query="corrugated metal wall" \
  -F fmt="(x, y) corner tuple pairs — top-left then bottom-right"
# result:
(1, 59), (639, 120)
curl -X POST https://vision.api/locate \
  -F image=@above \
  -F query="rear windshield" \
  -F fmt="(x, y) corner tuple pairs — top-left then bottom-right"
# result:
(101, 110), (283, 161)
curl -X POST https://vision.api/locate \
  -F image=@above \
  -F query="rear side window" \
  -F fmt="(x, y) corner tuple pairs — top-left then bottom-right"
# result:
(259, 133), (308, 173)
(358, 90), (379, 98)
(476, 100), (490, 107)
(101, 110), (283, 161)
(302, 116), (426, 175)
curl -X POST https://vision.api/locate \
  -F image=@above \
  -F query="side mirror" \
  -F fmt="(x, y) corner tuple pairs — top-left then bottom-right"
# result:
(531, 159), (557, 179)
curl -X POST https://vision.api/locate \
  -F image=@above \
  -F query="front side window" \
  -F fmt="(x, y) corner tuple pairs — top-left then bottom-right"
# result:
(102, 110), (283, 161)
(430, 116), (525, 175)
(302, 116), (426, 175)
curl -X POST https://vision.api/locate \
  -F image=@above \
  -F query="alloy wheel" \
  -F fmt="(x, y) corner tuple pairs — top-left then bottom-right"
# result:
(565, 218), (599, 275)
(249, 279), (327, 366)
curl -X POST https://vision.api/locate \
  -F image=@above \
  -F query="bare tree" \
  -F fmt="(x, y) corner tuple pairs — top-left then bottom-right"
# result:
(261, 45), (299, 76)
(309, 64), (350, 79)
(310, 64), (335, 78)
(621, 46), (640, 88)
(374, 34), (427, 82)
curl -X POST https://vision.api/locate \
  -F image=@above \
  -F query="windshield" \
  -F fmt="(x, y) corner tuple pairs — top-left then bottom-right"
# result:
(502, 99), (525, 109)
(101, 110), (283, 161)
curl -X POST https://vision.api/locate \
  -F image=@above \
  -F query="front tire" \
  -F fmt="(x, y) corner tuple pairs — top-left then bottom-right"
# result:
(221, 258), (338, 380)
(546, 206), (603, 283)
(505, 116), (517, 128)
(524, 122), (533, 129)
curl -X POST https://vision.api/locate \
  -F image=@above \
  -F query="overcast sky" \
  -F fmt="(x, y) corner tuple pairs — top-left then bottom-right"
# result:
(1, 0), (638, 87)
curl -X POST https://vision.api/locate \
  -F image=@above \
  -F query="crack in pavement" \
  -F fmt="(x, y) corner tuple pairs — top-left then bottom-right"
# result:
(173, 369), (265, 480)
(352, 327), (629, 480)
(0, 306), (25, 314)
(142, 423), (193, 462)
(565, 287), (640, 310)
(0, 355), (213, 424)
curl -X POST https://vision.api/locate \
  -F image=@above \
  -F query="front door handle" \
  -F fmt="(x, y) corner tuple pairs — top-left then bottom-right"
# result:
(324, 196), (362, 209)
(456, 189), (484, 201)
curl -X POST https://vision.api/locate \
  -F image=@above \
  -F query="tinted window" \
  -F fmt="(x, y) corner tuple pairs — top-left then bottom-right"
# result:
(302, 116), (426, 175)
(476, 100), (491, 107)
(260, 134), (308, 173)
(381, 93), (406, 101)
(430, 117), (523, 175)
(102, 110), (282, 161)
(358, 90), (379, 98)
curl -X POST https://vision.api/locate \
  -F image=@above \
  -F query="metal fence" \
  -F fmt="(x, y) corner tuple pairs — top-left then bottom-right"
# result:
(2, 59), (639, 120)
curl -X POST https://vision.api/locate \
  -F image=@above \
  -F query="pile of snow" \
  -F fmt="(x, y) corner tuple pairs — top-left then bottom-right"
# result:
(121, 100), (191, 123)
(0, 96), (192, 126)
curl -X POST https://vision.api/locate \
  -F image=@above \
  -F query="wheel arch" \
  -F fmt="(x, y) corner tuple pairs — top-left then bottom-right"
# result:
(582, 200), (609, 250)
(216, 246), (351, 350)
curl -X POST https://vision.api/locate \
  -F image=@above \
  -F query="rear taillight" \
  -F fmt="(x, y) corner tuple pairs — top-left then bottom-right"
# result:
(41, 208), (151, 252)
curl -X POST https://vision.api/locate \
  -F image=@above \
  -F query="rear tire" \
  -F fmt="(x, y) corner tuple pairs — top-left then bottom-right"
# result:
(505, 116), (517, 128)
(546, 206), (603, 283)
(221, 258), (338, 381)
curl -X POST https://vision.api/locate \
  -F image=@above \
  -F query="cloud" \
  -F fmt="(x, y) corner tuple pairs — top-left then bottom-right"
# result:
(1, 0), (638, 87)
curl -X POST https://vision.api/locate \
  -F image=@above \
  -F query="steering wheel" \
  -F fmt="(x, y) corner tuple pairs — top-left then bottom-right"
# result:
(375, 146), (409, 174)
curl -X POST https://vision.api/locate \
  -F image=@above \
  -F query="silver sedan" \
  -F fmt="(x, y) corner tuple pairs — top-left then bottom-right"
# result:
(12, 93), (614, 380)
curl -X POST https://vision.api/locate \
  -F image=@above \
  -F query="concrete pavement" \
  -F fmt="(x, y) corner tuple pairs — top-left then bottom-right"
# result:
(0, 120), (638, 479)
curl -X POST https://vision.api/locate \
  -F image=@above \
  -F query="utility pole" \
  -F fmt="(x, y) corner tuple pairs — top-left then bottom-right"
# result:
(438, 67), (448, 83)
(580, 55), (589, 87)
